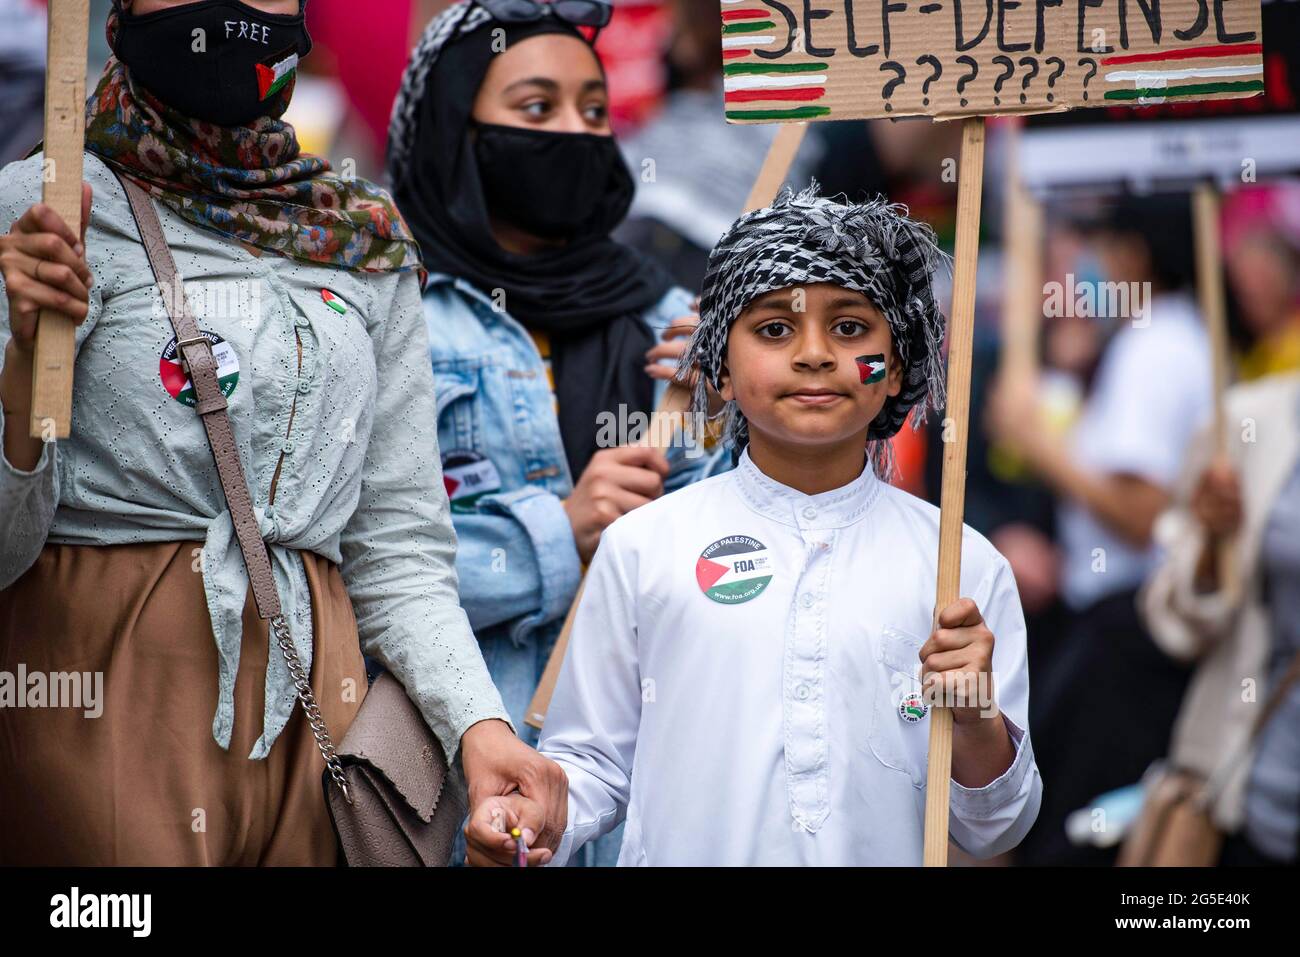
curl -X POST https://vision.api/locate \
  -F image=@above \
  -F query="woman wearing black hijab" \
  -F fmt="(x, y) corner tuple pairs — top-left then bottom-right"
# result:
(387, 0), (725, 866)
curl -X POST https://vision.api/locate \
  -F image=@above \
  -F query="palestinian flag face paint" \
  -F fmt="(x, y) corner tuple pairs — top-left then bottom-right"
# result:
(256, 48), (299, 101)
(856, 353), (886, 385)
(696, 535), (774, 605)
(159, 330), (240, 407)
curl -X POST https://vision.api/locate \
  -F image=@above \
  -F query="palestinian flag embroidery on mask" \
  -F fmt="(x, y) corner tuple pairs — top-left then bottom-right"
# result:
(256, 49), (299, 100)
(856, 354), (886, 384)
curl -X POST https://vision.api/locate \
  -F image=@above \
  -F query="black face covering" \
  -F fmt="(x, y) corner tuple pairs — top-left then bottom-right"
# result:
(112, 0), (312, 127)
(473, 121), (634, 241)
(390, 15), (675, 480)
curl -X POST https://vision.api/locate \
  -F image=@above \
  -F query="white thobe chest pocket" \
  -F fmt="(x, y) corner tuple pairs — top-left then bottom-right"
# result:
(867, 624), (931, 789)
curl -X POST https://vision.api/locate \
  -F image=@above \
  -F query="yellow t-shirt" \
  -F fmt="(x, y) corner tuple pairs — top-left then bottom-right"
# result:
(1237, 317), (1300, 382)
(529, 328), (559, 416)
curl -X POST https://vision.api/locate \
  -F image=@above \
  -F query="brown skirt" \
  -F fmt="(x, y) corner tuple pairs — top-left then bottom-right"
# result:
(0, 541), (367, 865)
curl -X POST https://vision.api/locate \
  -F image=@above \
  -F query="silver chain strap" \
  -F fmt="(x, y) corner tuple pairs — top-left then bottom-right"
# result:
(271, 614), (353, 805)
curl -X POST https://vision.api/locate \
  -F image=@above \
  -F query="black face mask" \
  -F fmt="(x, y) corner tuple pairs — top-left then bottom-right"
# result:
(471, 122), (634, 241)
(113, 0), (312, 127)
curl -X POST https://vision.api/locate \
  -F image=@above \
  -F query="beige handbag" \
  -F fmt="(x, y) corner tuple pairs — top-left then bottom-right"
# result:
(1118, 649), (1300, 867)
(120, 173), (464, 867)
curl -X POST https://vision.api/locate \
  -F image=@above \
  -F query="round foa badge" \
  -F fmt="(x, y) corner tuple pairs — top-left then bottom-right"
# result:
(695, 535), (773, 605)
(159, 331), (239, 407)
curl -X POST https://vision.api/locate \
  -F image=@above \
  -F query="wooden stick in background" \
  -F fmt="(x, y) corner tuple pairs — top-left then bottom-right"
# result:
(525, 123), (810, 731)
(525, 384), (691, 729)
(999, 120), (1044, 387)
(30, 0), (89, 440)
(1192, 182), (1238, 603)
(923, 116), (986, 868)
(744, 123), (808, 215)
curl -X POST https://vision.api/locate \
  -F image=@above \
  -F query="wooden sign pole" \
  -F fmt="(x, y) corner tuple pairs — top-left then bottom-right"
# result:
(1192, 181), (1238, 602)
(30, 0), (89, 440)
(525, 124), (810, 731)
(923, 115), (986, 867)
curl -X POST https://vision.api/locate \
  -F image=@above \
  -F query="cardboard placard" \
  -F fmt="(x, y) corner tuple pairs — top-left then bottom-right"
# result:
(719, 0), (1265, 123)
(1019, 0), (1298, 189)
(1026, 0), (1296, 126)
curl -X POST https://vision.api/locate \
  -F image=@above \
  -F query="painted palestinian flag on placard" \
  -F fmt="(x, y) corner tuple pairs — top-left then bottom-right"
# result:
(856, 354), (886, 384)
(721, 0), (830, 122)
(256, 49), (299, 100)
(1100, 41), (1264, 104)
(696, 535), (774, 604)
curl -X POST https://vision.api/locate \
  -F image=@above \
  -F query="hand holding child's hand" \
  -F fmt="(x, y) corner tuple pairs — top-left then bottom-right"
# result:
(918, 597), (996, 725)
(465, 792), (555, 867)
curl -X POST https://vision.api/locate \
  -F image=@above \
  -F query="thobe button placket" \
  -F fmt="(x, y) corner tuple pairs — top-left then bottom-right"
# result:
(785, 530), (832, 832)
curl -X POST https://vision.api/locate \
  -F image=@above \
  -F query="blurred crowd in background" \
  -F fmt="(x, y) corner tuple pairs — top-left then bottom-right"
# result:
(3, 0), (1297, 867)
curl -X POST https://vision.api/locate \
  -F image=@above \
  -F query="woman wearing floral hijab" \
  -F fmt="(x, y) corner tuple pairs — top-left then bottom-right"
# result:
(0, 0), (565, 866)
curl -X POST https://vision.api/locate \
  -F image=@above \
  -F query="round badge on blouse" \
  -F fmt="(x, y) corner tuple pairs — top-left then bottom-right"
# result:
(898, 689), (929, 723)
(321, 288), (348, 315)
(159, 330), (240, 407)
(695, 535), (773, 605)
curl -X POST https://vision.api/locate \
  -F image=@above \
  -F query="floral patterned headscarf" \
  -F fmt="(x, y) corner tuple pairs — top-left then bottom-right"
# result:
(79, 3), (421, 273)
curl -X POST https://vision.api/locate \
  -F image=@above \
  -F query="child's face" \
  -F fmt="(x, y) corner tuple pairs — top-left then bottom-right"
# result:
(719, 283), (903, 450)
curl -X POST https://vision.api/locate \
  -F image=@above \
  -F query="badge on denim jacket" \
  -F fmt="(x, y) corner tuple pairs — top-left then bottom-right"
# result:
(442, 449), (501, 513)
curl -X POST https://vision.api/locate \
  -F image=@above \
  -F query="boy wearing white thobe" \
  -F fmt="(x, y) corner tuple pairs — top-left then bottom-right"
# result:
(466, 187), (1043, 866)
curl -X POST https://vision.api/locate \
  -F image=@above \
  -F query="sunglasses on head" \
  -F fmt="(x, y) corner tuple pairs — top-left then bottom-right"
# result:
(475, 0), (613, 39)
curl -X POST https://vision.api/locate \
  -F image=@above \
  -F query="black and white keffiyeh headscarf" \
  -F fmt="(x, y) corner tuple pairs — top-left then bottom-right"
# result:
(680, 184), (950, 478)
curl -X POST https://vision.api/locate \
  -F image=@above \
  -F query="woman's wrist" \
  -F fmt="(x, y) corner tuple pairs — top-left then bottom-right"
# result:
(2, 412), (44, 472)
(1, 343), (44, 471)
(1, 340), (35, 413)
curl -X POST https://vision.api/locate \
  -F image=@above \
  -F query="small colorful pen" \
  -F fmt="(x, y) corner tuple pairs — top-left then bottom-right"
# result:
(511, 826), (528, 867)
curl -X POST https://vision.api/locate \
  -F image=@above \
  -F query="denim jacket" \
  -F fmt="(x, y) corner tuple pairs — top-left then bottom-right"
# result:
(422, 273), (730, 652)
